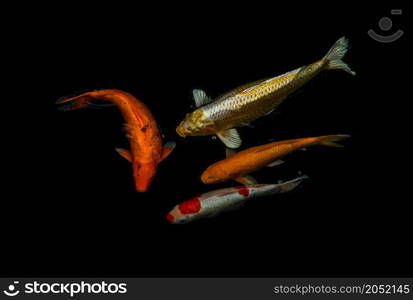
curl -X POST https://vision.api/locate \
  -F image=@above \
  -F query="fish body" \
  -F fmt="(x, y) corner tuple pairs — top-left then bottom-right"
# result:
(166, 175), (307, 224)
(56, 89), (175, 192)
(176, 37), (355, 148)
(201, 135), (349, 185)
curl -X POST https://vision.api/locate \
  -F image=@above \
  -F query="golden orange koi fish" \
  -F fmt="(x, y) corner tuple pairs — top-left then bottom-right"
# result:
(201, 135), (350, 185)
(177, 37), (355, 148)
(56, 89), (176, 192)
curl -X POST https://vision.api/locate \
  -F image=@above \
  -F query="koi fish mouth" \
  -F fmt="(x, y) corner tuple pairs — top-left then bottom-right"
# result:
(166, 213), (175, 223)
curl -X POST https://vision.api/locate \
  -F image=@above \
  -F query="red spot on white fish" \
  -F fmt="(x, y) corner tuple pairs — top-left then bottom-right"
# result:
(237, 186), (250, 197)
(166, 213), (175, 223)
(179, 196), (201, 215)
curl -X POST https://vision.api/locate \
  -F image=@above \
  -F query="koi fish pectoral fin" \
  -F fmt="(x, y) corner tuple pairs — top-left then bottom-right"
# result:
(234, 175), (257, 185)
(216, 128), (241, 149)
(115, 147), (132, 162)
(160, 141), (176, 162)
(193, 89), (212, 107)
(225, 148), (237, 158)
(266, 159), (285, 167)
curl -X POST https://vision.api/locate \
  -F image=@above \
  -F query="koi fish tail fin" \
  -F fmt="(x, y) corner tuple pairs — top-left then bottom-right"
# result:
(323, 37), (356, 75)
(317, 134), (350, 147)
(56, 93), (96, 111)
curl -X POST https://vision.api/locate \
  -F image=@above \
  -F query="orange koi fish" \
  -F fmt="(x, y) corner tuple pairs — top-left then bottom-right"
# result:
(56, 89), (176, 192)
(201, 135), (349, 185)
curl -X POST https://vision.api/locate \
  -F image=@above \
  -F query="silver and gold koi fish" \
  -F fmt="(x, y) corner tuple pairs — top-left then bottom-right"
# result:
(176, 37), (355, 148)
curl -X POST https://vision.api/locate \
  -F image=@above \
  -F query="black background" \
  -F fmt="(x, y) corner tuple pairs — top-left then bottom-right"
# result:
(2, 3), (410, 277)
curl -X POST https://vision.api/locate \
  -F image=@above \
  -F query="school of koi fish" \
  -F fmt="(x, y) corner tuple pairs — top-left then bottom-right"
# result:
(56, 36), (355, 224)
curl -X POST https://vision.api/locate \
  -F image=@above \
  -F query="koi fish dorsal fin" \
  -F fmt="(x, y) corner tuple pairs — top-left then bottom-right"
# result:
(115, 148), (132, 162)
(216, 128), (242, 149)
(193, 89), (212, 107)
(160, 141), (176, 162)
(234, 175), (257, 185)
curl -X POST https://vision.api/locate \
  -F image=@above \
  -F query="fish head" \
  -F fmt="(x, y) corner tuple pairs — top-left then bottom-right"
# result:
(176, 109), (215, 137)
(166, 207), (190, 224)
(201, 172), (217, 184)
(166, 196), (202, 224)
(133, 161), (157, 192)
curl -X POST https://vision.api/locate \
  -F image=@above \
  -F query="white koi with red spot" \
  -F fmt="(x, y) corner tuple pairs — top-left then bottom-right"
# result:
(166, 175), (308, 224)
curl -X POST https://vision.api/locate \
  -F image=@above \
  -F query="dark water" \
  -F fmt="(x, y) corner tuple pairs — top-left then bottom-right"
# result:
(3, 3), (410, 277)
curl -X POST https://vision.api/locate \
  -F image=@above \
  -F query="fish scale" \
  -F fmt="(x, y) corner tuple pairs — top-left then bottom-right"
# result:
(202, 66), (306, 127)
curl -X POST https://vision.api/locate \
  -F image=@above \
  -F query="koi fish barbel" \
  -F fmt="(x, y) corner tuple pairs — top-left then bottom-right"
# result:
(56, 89), (176, 192)
(166, 175), (308, 224)
(176, 37), (355, 148)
